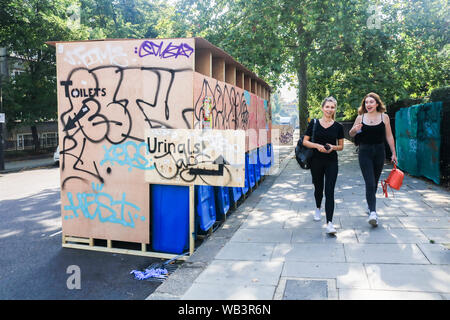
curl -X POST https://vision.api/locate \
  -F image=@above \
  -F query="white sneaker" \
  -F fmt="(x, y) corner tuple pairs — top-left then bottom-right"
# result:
(326, 222), (337, 235)
(313, 208), (321, 221)
(368, 212), (378, 227)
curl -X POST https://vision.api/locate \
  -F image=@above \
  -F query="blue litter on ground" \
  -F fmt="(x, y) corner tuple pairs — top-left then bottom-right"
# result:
(130, 267), (168, 281)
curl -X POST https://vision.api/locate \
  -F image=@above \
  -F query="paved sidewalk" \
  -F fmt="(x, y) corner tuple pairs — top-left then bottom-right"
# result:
(148, 140), (450, 300)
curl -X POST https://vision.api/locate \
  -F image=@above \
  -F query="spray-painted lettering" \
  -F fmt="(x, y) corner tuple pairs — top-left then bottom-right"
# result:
(64, 183), (143, 228)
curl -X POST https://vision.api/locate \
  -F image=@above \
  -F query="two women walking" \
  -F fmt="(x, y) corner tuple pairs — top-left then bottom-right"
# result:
(302, 93), (396, 234)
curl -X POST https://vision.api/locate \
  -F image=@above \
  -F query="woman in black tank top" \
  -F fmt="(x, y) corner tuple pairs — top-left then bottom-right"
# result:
(348, 93), (397, 227)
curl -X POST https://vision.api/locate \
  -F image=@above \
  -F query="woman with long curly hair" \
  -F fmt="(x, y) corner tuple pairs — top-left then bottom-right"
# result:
(349, 92), (397, 227)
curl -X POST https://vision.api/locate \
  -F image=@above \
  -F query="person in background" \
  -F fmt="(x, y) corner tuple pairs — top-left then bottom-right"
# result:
(349, 92), (397, 227)
(302, 97), (344, 235)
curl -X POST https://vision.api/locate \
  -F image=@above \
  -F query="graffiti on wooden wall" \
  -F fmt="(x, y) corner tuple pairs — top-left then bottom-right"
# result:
(56, 39), (195, 242)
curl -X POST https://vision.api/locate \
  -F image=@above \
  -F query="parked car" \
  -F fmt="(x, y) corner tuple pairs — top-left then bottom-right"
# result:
(54, 146), (60, 166)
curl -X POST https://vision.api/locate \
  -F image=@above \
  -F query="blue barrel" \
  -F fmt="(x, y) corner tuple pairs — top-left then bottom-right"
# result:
(268, 143), (273, 170)
(151, 184), (189, 254)
(195, 185), (216, 231)
(247, 152), (256, 188)
(242, 155), (250, 194)
(214, 186), (230, 219)
(259, 144), (269, 175)
(254, 149), (261, 182)
(230, 187), (242, 204)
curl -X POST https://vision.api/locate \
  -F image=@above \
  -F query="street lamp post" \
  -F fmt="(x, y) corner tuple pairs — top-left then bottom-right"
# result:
(0, 47), (7, 171)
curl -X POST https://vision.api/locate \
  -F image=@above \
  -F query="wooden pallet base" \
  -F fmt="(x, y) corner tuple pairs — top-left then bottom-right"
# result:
(62, 235), (190, 260)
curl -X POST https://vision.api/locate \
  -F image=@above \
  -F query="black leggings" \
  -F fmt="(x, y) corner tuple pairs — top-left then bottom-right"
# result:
(310, 158), (338, 223)
(358, 143), (385, 212)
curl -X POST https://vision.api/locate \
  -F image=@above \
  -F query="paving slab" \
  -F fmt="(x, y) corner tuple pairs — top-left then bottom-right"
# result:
(182, 282), (276, 300)
(282, 262), (370, 289)
(291, 228), (358, 244)
(338, 288), (444, 300)
(272, 243), (346, 262)
(417, 243), (450, 264)
(214, 242), (276, 261)
(354, 228), (429, 244)
(282, 279), (329, 300)
(398, 217), (450, 228)
(284, 215), (343, 229)
(399, 206), (450, 217)
(192, 260), (283, 286)
(344, 244), (430, 264)
(230, 228), (293, 243)
(419, 229), (450, 244)
(365, 264), (450, 293)
(241, 215), (287, 229)
(339, 216), (404, 228)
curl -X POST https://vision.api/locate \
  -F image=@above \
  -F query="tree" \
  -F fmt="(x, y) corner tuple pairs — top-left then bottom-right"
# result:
(79, 0), (169, 39)
(171, 0), (448, 130)
(0, 0), (89, 150)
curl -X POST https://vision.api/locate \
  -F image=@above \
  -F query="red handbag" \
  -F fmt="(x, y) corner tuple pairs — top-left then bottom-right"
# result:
(381, 163), (404, 197)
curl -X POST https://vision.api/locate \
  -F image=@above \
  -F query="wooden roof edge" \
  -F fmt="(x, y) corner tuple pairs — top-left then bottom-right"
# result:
(45, 37), (272, 92)
(194, 37), (272, 91)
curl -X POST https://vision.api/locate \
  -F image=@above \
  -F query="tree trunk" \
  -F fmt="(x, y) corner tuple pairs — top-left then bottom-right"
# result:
(297, 52), (308, 135)
(31, 125), (40, 152)
(296, 20), (311, 136)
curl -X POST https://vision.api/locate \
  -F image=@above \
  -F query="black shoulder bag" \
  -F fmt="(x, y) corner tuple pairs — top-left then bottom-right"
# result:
(295, 119), (317, 169)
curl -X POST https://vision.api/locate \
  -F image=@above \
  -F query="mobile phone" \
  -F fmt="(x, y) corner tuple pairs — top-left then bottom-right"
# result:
(324, 144), (331, 151)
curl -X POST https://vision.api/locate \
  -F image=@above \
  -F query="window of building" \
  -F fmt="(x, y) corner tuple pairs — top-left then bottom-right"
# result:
(17, 133), (34, 150)
(40, 132), (58, 148)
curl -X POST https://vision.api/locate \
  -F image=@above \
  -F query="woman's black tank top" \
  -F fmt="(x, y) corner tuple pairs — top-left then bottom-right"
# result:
(359, 113), (386, 145)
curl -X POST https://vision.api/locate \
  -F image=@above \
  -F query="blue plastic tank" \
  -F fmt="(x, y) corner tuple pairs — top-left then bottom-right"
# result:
(268, 143), (273, 170)
(259, 144), (269, 175)
(230, 187), (242, 204)
(242, 156), (250, 194)
(195, 185), (216, 231)
(247, 152), (256, 188)
(254, 149), (261, 182)
(151, 184), (189, 254)
(214, 186), (230, 219)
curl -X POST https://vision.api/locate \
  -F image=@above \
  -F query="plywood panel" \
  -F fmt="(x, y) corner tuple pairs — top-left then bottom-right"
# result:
(193, 72), (242, 130)
(144, 129), (245, 187)
(56, 38), (195, 243)
(195, 48), (212, 77)
(236, 70), (244, 89)
(212, 57), (225, 81)
(257, 97), (268, 147)
(244, 75), (251, 91)
(247, 91), (258, 151)
(251, 79), (257, 94)
(225, 64), (236, 85)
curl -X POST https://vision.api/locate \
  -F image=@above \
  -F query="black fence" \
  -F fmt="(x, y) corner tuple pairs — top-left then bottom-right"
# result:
(4, 136), (58, 152)
(440, 103), (450, 187)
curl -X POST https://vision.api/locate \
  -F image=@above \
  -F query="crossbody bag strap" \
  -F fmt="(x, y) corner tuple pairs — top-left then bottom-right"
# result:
(311, 119), (317, 143)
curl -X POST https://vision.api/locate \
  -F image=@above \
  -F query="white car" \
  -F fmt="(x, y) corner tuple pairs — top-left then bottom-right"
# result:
(54, 146), (60, 166)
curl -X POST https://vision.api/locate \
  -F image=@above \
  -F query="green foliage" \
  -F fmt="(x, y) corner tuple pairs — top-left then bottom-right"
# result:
(0, 0), (173, 132)
(0, 0), (90, 133)
(430, 86), (450, 103)
(171, 0), (448, 131)
(0, 0), (447, 137)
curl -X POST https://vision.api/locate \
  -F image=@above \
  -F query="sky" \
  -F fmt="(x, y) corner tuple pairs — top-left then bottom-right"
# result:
(279, 83), (297, 102)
